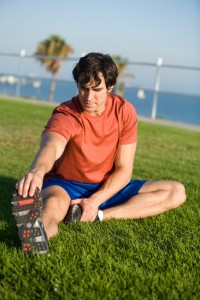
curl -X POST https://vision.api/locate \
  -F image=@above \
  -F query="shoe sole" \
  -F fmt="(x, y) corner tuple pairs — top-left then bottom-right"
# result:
(64, 204), (100, 223)
(64, 204), (82, 223)
(11, 189), (48, 254)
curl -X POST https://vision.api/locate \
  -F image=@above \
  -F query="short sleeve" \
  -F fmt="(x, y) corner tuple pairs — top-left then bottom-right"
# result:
(119, 101), (137, 144)
(43, 112), (76, 141)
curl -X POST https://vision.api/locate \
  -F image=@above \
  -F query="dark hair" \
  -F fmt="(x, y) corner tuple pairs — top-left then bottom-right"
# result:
(72, 52), (118, 88)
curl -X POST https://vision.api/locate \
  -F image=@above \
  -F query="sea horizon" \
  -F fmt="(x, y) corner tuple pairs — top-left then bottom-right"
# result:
(0, 77), (200, 126)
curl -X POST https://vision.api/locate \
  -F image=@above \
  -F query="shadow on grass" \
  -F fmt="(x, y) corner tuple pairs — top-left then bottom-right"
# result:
(0, 176), (20, 249)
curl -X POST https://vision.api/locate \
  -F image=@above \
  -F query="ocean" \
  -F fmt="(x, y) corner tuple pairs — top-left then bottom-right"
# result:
(1, 77), (200, 125)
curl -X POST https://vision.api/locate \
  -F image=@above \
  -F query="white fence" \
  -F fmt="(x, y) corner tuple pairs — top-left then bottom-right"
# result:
(0, 52), (200, 125)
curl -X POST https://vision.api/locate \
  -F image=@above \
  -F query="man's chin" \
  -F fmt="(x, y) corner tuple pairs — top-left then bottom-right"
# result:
(83, 105), (96, 112)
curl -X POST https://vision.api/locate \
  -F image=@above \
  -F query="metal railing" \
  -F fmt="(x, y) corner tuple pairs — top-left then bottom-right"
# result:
(0, 51), (200, 122)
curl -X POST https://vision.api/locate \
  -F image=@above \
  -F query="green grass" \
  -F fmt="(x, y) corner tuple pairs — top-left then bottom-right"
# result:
(0, 98), (200, 300)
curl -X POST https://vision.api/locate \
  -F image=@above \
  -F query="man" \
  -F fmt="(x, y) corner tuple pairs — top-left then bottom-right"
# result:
(13, 53), (186, 253)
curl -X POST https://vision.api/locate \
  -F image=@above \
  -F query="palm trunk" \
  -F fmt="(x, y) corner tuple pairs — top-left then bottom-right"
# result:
(48, 75), (56, 102)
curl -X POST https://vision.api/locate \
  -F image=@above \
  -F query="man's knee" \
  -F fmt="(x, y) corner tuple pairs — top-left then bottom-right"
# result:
(169, 181), (186, 209)
(42, 194), (65, 239)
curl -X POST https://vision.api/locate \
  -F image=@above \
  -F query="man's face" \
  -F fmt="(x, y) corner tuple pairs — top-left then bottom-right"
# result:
(78, 73), (113, 116)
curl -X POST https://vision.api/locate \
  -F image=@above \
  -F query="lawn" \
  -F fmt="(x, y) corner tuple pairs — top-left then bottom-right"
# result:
(0, 98), (199, 300)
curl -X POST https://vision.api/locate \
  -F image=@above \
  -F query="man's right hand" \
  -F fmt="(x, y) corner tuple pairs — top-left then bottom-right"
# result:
(16, 170), (44, 197)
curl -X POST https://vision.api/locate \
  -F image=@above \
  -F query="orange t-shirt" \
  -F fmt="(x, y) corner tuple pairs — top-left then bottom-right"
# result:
(43, 94), (137, 183)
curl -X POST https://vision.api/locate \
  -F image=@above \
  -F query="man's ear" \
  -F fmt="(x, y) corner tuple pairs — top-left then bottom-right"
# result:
(107, 86), (114, 93)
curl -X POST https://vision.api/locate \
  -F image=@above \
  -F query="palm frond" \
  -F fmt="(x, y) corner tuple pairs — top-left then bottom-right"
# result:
(35, 35), (74, 100)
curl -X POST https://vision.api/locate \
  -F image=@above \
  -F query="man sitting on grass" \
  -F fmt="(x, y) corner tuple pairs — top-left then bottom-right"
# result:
(15, 52), (186, 253)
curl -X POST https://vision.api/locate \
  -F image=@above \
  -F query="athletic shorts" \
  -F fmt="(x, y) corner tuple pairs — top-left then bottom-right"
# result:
(42, 178), (147, 210)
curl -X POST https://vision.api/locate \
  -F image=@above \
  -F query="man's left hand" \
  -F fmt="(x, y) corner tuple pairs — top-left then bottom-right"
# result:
(71, 198), (99, 222)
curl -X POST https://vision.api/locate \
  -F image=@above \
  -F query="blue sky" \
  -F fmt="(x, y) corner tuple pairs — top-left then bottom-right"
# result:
(0, 0), (199, 93)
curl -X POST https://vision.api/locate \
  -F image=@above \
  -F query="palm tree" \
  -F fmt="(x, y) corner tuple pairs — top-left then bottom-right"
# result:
(112, 55), (134, 96)
(35, 35), (73, 101)
(112, 55), (128, 75)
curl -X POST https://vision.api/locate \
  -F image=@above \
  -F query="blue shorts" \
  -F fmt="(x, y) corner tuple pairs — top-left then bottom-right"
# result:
(42, 178), (147, 210)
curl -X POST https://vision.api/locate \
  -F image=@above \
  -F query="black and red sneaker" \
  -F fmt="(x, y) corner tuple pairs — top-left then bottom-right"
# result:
(64, 204), (82, 223)
(63, 204), (100, 223)
(11, 189), (42, 215)
(11, 188), (48, 254)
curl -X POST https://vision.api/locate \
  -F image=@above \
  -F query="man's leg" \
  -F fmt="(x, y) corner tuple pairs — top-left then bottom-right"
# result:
(41, 185), (71, 239)
(103, 181), (186, 220)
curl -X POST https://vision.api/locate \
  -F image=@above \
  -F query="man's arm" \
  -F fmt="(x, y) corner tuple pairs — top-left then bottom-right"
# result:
(73, 142), (137, 221)
(17, 131), (67, 197)
(90, 142), (137, 203)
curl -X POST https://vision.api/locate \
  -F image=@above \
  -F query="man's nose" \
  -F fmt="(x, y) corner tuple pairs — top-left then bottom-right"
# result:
(85, 89), (94, 100)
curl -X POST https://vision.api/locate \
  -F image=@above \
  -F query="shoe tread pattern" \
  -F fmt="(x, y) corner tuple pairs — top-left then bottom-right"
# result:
(11, 188), (48, 254)
(21, 241), (48, 254)
(12, 200), (42, 214)
(14, 209), (42, 227)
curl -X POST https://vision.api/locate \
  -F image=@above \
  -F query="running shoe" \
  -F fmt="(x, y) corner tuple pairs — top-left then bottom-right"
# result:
(11, 188), (48, 254)
(64, 204), (100, 223)
(64, 204), (82, 223)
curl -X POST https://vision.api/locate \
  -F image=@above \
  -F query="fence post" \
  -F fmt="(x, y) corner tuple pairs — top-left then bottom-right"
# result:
(16, 49), (26, 96)
(151, 57), (163, 119)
